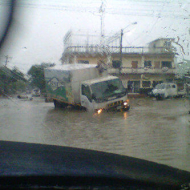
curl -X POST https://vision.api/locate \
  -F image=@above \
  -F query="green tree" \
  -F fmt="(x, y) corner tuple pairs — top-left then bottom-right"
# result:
(27, 63), (55, 93)
(0, 66), (27, 95)
(11, 67), (26, 82)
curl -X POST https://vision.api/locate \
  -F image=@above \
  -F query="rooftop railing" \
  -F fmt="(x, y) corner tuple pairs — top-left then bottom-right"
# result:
(64, 45), (174, 54)
(108, 67), (176, 74)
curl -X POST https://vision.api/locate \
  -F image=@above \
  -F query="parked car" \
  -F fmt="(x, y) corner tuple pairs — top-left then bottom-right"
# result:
(151, 83), (186, 100)
(17, 94), (33, 100)
(32, 89), (41, 97)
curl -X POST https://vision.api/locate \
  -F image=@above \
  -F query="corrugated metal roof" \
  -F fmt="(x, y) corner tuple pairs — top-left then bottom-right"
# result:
(45, 64), (97, 71)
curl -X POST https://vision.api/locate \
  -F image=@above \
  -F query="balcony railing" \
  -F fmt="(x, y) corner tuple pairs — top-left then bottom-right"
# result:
(64, 45), (174, 55)
(108, 67), (176, 74)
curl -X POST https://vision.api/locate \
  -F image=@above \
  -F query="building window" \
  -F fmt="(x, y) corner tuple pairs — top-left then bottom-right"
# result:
(164, 41), (171, 48)
(142, 81), (151, 88)
(161, 61), (172, 68)
(131, 61), (138, 69)
(144, 61), (152, 68)
(112, 60), (121, 68)
(78, 60), (89, 64)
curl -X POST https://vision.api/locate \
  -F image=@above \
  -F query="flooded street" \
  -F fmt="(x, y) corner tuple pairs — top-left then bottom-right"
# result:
(0, 97), (189, 171)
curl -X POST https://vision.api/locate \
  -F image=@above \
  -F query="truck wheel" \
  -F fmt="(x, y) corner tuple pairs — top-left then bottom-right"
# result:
(60, 102), (67, 108)
(123, 105), (130, 111)
(54, 100), (67, 109)
(156, 95), (162, 100)
(53, 100), (60, 108)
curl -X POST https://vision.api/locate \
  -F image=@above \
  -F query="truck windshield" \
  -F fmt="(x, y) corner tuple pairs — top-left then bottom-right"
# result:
(155, 84), (165, 89)
(90, 79), (125, 101)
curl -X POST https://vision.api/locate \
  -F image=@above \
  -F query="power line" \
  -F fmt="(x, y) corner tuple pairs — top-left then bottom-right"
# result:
(140, 1), (166, 45)
(0, 65), (26, 81)
(0, 2), (188, 19)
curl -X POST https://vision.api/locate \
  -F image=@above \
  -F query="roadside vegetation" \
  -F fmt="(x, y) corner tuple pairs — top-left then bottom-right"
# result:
(0, 66), (27, 96)
(27, 63), (55, 94)
(0, 62), (55, 97)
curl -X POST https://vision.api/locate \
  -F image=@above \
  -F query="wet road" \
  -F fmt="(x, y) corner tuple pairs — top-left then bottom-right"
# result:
(0, 97), (190, 171)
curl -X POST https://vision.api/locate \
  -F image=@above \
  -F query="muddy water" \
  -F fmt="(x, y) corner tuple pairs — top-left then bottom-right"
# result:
(0, 97), (189, 171)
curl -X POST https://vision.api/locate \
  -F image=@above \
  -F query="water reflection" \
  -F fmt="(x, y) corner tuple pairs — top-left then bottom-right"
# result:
(123, 112), (128, 120)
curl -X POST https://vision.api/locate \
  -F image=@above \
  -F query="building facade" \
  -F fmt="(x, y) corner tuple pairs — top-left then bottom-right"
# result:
(61, 32), (176, 94)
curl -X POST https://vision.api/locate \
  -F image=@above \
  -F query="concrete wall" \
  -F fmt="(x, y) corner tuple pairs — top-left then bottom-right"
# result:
(148, 38), (175, 53)
(67, 53), (175, 69)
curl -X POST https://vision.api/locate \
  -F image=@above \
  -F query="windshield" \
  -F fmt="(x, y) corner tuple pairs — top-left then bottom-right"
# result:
(155, 84), (165, 89)
(91, 79), (125, 100)
(0, 0), (190, 178)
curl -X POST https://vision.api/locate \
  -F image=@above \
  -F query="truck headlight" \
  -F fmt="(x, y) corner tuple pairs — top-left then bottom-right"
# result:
(97, 109), (103, 114)
(123, 101), (128, 106)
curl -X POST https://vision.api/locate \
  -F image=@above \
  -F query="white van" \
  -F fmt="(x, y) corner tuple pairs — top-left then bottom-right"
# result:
(152, 83), (186, 99)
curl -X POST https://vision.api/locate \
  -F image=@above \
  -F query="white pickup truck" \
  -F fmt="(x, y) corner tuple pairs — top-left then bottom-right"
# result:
(152, 82), (186, 100)
(44, 64), (130, 112)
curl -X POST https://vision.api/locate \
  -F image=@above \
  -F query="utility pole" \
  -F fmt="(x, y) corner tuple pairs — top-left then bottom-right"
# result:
(119, 29), (123, 73)
(99, 0), (105, 46)
(119, 22), (137, 73)
(97, 0), (107, 74)
(5, 55), (12, 67)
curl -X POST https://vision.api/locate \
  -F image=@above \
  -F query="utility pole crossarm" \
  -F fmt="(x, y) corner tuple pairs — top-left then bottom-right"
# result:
(5, 55), (12, 67)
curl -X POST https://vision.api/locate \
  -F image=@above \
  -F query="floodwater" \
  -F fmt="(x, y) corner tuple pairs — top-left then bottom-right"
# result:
(0, 97), (190, 171)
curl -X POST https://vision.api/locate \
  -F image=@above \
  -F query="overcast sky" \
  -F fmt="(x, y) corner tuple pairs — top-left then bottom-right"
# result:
(0, 0), (189, 73)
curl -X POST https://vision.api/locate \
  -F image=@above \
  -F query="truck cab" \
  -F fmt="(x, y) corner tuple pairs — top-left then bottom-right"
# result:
(152, 82), (186, 99)
(81, 76), (130, 112)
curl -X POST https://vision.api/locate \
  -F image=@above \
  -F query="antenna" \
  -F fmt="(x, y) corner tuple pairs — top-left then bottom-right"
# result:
(99, 0), (106, 45)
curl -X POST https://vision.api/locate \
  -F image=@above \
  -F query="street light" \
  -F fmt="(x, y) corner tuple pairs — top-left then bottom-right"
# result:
(120, 22), (137, 72)
(105, 22), (137, 45)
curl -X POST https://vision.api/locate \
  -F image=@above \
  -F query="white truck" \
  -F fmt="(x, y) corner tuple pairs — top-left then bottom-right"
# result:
(44, 64), (130, 112)
(152, 82), (186, 100)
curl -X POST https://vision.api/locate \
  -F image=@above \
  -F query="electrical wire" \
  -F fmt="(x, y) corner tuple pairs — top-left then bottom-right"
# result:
(0, 1), (188, 19)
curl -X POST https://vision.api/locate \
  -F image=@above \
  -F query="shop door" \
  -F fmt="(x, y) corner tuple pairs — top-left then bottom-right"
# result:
(131, 61), (138, 69)
(128, 81), (140, 93)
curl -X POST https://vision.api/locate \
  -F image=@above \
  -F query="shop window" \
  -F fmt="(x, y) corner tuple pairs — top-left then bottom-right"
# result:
(131, 61), (138, 69)
(127, 81), (140, 93)
(144, 61), (152, 67)
(78, 60), (89, 64)
(112, 60), (121, 68)
(142, 81), (151, 88)
(162, 61), (172, 68)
